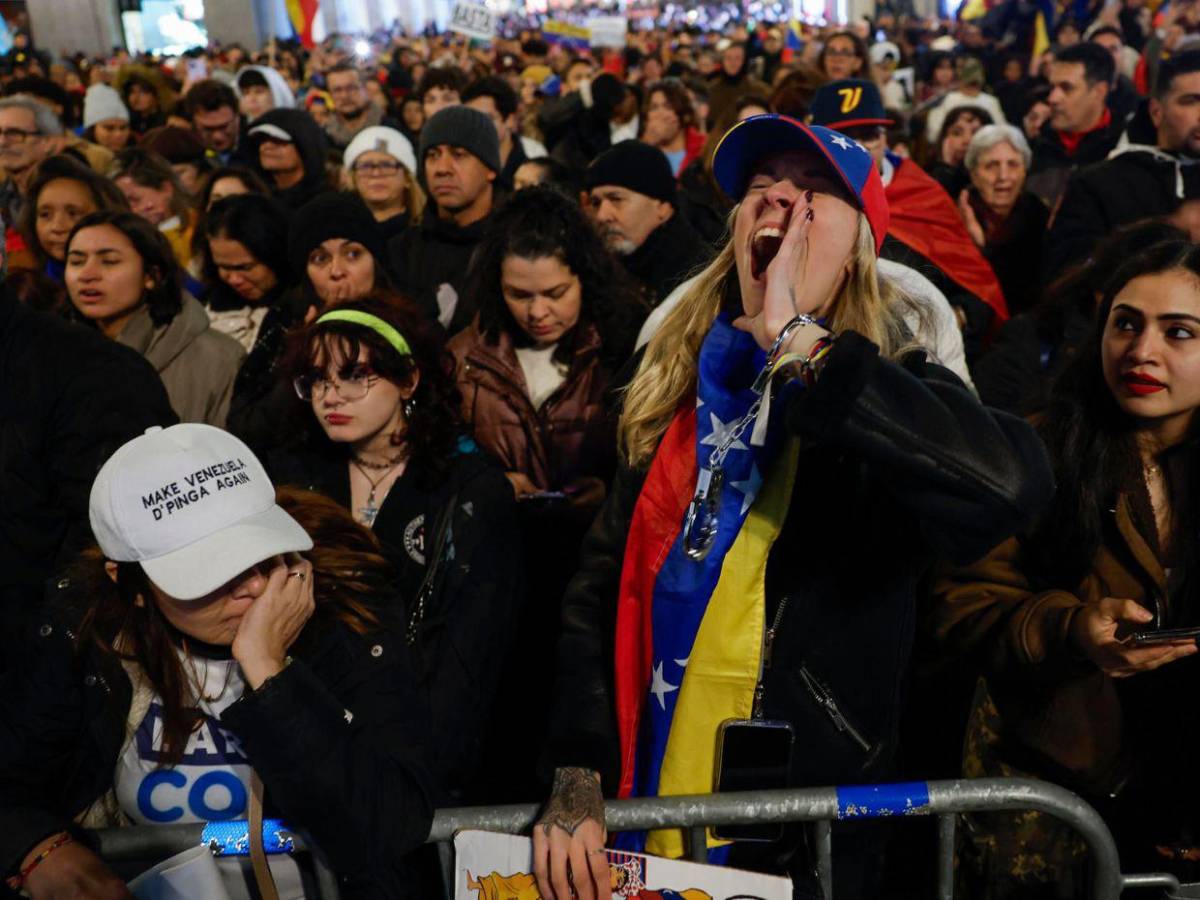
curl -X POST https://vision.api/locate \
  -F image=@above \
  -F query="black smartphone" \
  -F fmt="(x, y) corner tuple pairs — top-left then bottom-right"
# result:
(1129, 625), (1200, 646)
(712, 719), (794, 842)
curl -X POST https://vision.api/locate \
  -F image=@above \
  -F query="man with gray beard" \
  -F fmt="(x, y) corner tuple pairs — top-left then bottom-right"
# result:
(583, 140), (710, 306)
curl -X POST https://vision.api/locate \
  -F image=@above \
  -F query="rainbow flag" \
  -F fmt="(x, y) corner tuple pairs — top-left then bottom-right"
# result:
(612, 314), (800, 859)
(286, 0), (320, 48)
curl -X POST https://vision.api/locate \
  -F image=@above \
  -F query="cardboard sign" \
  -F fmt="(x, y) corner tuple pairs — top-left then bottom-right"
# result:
(588, 15), (628, 48)
(455, 830), (791, 899)
(449, 1), (497, 42)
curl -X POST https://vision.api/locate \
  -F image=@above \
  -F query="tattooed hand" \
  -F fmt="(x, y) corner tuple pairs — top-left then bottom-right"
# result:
(532, 767), (611, 900)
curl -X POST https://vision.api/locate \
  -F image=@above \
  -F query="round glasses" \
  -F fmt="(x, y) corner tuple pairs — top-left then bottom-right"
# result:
(293, 367), (376, 401)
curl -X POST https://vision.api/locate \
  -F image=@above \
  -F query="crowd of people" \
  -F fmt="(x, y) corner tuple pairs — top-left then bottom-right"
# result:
(0, 1), (1198, 896)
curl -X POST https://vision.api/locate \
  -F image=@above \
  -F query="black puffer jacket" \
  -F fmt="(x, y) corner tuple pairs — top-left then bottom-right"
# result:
(1045, 145), (1200, 279)
(384, 209), (492, 335)
(545, 330), (1053, 800)
(621, 211), (712, 307)
(0, 586), (435, 897)
(0, 293), (174, 645)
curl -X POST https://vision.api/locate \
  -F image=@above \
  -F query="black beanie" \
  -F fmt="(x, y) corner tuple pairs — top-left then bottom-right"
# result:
(287, 193), (386, 279)
(419, 105), (501, 174)
(584, 140), (676, 205)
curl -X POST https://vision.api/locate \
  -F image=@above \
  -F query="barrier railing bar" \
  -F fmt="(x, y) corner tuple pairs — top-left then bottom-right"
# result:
(1121, 872), (1183, 891)
(813, 819), (833, 898)
(90, 778), (1159, 900)
(936, 813), (956, 900)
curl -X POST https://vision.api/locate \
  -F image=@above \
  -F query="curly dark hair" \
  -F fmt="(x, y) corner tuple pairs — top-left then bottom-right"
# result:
(465, 185), (645, 370)
(19, 154), (129, 264)
(643, 78), (697, 132)
(285, 293), (464, 489)
(66, 209), (183, 328)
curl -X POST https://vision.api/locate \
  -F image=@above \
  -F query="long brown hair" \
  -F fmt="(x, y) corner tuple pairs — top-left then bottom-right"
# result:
(74, 487), (394, 765)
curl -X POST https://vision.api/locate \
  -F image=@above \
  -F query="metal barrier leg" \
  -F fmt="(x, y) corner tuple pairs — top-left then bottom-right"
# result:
(437, 841), (455, 900)
(688, 826), (708, 863)
(814, 819), (833, 899)
(935, 814), (955, 900)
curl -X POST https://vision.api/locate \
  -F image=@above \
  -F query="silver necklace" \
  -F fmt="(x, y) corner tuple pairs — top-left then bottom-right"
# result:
(353, 460), (401, 526)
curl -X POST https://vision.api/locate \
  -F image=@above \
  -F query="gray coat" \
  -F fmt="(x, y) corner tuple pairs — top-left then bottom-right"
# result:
(118, 296), (245, 426)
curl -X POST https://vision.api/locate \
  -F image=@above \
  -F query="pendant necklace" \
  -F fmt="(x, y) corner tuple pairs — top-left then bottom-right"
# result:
(353, 455), (404, 527)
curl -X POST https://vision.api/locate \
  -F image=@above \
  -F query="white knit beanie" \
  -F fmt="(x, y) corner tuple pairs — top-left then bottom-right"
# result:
(343, 126), (417, 176)
(83, 84), (129, 129)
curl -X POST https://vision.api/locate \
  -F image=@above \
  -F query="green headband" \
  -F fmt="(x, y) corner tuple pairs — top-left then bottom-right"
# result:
(315, 310), (412, 357)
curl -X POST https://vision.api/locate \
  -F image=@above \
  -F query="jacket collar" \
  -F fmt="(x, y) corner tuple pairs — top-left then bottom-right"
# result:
(462, 316), (602, 384)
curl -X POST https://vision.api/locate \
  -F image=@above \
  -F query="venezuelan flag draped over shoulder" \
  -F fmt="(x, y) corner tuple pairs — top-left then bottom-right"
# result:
(612, 314), (800, 859)
(286, 0), (321, 48)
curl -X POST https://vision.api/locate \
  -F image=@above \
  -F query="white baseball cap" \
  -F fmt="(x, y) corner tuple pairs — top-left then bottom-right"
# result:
(343, 125), (418, 176)
(89, 425), (313, 601)
(870, 42), (901, 66)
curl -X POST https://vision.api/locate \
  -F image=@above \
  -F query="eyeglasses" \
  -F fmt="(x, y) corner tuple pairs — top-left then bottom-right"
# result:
(353, 160), (403, 175)
(294, 367), (377, 401)
(0, 127), (38, 143)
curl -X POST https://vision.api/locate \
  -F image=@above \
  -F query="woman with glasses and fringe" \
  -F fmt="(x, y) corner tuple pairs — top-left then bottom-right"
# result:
(271, 294), (522, 808)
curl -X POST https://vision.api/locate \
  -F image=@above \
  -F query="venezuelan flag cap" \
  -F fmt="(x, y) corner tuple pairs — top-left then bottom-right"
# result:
(712, 114), (890, 254)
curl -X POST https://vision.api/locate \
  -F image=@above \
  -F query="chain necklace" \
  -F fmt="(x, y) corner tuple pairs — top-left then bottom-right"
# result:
(353, 451), (406, 471)
(353, 459), (402, 527)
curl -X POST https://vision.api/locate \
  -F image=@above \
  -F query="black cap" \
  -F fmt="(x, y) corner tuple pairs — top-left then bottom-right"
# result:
(288, 193), (385, 279)
(809, 79), (893, 130)
(584, 140), (676, 205)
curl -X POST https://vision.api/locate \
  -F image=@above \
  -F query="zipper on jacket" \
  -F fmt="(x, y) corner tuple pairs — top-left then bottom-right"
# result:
(797, 664), (874, 753)
(753, 597), (791, 719)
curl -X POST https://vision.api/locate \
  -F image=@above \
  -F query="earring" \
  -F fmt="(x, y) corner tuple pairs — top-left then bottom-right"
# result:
(403, 398), (416, 418)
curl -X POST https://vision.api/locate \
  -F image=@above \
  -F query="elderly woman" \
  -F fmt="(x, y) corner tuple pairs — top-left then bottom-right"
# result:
(957, 124), (1049, 315)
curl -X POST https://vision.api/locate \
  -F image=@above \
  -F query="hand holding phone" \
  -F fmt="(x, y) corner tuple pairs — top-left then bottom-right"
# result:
(1128, 625), (1200, 646)
(1070, 597), (1199, 677)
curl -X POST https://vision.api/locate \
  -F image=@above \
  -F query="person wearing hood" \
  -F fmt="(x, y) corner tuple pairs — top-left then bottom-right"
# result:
(246, 108), (332, 213)
(705, 42), (769, 127)
(113, 64), (175, 136)
(234, 65), (294, 121)
(1045, 49), (1200, 279)
(64, 210), (243, 426)
(80, 84), (131, 153)
(584, 140), (709, 308)
(385, 105), (499, 335)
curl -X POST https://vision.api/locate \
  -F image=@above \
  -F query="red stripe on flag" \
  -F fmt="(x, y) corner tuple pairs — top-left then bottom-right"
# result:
(613, 403), (697, 799)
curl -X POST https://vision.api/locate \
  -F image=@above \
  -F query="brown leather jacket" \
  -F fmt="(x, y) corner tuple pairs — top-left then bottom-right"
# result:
(447, 319), (616, 492)
(933, 492), (1173, 796)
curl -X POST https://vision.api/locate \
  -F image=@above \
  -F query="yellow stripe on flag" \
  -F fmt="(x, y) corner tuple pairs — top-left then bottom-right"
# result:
(1031, 11), (1050, 67)
(646, 439), (801, 858)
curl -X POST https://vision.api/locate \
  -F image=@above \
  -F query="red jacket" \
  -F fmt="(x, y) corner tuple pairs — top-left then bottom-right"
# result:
(678, 128), (706, 179)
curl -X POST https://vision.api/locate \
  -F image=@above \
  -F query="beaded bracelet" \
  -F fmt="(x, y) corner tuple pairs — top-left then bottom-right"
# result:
(6, 832), (73, 891)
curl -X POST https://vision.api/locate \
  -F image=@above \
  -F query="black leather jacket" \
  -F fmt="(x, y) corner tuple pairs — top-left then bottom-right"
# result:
(544, 331), (1055, 793)
(0, 583), (435, 897)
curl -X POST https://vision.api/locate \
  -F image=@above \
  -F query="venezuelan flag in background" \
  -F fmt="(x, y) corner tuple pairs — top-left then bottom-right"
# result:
(287, 0), (321, 48)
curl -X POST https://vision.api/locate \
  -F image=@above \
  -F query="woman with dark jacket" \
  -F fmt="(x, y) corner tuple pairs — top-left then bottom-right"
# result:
(935, 240), (1200, 896)
(201, 193), (309, 456)
(0, 425), (433, 897)
(956, 124), (1049, 314)
(288, 192), (395, 310)
(532, 115), (1053, 900)
(449, 186), (641, 506)
(273, 296), (521, 805)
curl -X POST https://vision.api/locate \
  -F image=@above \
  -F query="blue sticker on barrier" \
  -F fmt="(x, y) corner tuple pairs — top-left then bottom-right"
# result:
(836, 782), (931, 819)
(200, 819), (295, 856)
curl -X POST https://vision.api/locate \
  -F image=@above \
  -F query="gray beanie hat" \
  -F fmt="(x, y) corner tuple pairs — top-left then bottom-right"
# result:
(418, 105), (501, 173)
(83, 84), (129, 129)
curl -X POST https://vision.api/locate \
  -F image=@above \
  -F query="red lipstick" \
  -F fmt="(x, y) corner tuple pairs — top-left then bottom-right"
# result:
(324, 413), (352, 425)
(1122, 371), (1166, 395)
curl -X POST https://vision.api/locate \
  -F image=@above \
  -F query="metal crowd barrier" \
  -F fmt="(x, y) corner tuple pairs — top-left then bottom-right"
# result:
(91, 777), (1185, 899)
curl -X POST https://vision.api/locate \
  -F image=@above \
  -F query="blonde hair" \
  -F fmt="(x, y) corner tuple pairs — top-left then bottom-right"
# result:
(619, 212), (916, 468)
(350, 166), (427, 225)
